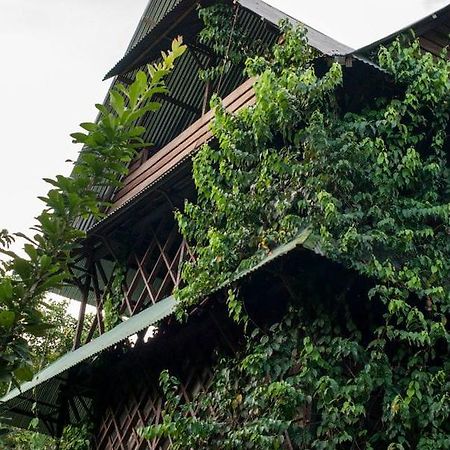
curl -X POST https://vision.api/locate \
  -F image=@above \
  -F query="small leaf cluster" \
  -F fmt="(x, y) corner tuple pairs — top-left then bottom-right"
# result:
(197, 3), (268, 82)
(0, 38), (186, 387)
(59, 424), (91, 450)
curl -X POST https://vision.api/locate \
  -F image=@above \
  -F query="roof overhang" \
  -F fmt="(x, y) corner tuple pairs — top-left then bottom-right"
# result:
(104, 0), (354, 81)
(0, 229), (318, 434)
(354, 3), (450, 54)
(0, 296), (176, 434)
(238, 0), (354, 55)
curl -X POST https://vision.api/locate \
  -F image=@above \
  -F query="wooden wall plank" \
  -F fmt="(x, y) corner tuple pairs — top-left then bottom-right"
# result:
(110, 78), (256, 211)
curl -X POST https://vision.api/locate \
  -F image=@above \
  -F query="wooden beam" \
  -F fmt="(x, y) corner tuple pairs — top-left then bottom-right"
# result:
(111, 78), (256, 209)
(73, 257), (93, 349)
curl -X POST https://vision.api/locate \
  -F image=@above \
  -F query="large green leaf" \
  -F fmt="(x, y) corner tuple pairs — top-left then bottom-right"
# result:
(0, 279), (13, 300)
(14, 365), (34, 382)
(23, 322), (55, 337)
(110, 90), (125, 116)
(0, 310), (15, 328)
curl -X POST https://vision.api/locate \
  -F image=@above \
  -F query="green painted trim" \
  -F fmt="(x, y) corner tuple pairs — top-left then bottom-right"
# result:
(1, 296), (177, 403)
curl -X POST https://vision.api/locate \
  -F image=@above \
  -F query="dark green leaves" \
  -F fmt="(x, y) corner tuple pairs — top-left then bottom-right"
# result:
(13, 365), (33, 382)
(0, 311), (15, 328)
(12, 258), (33, 281)
(171, 19), (450, 449)
(0, 279), (13, 299)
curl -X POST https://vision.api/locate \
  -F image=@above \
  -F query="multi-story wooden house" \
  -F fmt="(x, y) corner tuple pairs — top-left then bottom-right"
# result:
(1, 0), (449, 448)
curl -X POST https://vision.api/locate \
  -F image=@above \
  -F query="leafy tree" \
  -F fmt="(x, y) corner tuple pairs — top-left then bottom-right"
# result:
(0, 300), (93, 449)
(0, 38), (186, 389)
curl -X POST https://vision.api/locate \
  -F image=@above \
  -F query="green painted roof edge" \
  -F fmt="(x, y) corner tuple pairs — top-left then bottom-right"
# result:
(1, 296), (177, 403)
(0, 229), (320, 406)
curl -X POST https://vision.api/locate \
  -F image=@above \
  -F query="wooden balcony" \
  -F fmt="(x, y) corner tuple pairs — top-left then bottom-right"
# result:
(110, 77), (256, 211)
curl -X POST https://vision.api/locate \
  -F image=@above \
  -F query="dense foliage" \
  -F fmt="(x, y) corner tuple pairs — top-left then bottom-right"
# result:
(143, 23), (450, 449)
(0, 301), (92, 449)
(1, 421), (91, 450)
(0, 39), (186, 388)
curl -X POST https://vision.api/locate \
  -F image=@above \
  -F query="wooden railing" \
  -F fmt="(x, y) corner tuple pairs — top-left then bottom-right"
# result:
(111, 78), (256, 210)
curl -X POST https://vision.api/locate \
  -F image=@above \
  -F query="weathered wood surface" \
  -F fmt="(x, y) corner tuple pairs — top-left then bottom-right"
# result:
(111, 78), (256, 210)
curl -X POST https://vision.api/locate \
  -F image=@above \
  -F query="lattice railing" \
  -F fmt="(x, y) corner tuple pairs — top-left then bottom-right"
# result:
(74, 219), (194, 348)
(94, 365), (213, 450)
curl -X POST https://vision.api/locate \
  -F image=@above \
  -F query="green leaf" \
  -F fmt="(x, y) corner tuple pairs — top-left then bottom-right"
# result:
(24, 243), (38, 261)
(79, 122), (97, 132)
(39, 272), (68, 292)
(0, 279), (13, 300)
(24, 322), (55, 337)
(129, 126), (146, 137)
(0, 310), (15, 328)
(95, 103), (109, 115)
(12, 258), (33, 280)
(129, 73), (145, 108)
(70, 132), (88, 144)
(110, 90), (125, 116)
(14, 365), (34, 382)
(135, 70), (147, 91)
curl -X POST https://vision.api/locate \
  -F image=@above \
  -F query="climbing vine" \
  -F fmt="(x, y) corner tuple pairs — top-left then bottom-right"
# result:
(59, 424), (91, 450)
(197, 3), (268, 82)
(103, 267), (125, 331)
(145, 22), (450, 449)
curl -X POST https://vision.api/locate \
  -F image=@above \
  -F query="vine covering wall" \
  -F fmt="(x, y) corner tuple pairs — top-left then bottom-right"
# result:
(142, 22), (450, 449)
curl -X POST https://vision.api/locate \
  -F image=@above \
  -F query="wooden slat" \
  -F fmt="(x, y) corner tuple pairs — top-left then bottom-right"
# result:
(110, 78), (256, 211)
(121, 77), (254, 187)
(115, 81), (255, 201)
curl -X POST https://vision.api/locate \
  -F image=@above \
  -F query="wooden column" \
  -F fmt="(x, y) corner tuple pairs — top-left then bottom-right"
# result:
(73, 257), (93, 349)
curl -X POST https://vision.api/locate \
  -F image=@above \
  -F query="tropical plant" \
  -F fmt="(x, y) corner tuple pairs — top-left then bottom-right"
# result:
(0, 300), (94, 449)
(0, 38), (186, 389)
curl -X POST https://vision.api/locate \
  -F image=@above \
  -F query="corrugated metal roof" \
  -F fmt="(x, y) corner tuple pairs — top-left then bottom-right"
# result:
(104, 0), (196, 80)
(354, 3), (450, 55)
(0, 296), (176, 433)
(237, 0), (354, 55)
(105, 0), (354, 82)
(0, 230), (317, 434)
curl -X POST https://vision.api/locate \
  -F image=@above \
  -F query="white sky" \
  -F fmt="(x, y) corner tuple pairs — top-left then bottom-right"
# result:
(268, 0), (449, 50)
(0, 0), (148, 238)
(0, 0), (449, 315)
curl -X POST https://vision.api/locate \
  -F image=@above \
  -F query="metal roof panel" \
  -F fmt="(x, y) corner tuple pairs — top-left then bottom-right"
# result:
(0, 231), (319, 432)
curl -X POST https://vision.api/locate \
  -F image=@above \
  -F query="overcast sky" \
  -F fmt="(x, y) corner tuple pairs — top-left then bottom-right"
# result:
(269, 0), (449, 49)
(0, 0), (449, 239)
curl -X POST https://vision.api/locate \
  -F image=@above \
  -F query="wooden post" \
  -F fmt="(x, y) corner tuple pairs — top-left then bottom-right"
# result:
(202, 79), (211, 115)
(73, 258), (93, 349)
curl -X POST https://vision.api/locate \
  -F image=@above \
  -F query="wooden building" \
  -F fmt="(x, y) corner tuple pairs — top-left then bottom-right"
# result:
(1, 0), (449, 448)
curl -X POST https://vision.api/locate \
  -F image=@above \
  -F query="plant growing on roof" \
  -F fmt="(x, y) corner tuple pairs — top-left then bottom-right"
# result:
(0, 38), (186, 387)
(197, 2), (270, 82)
